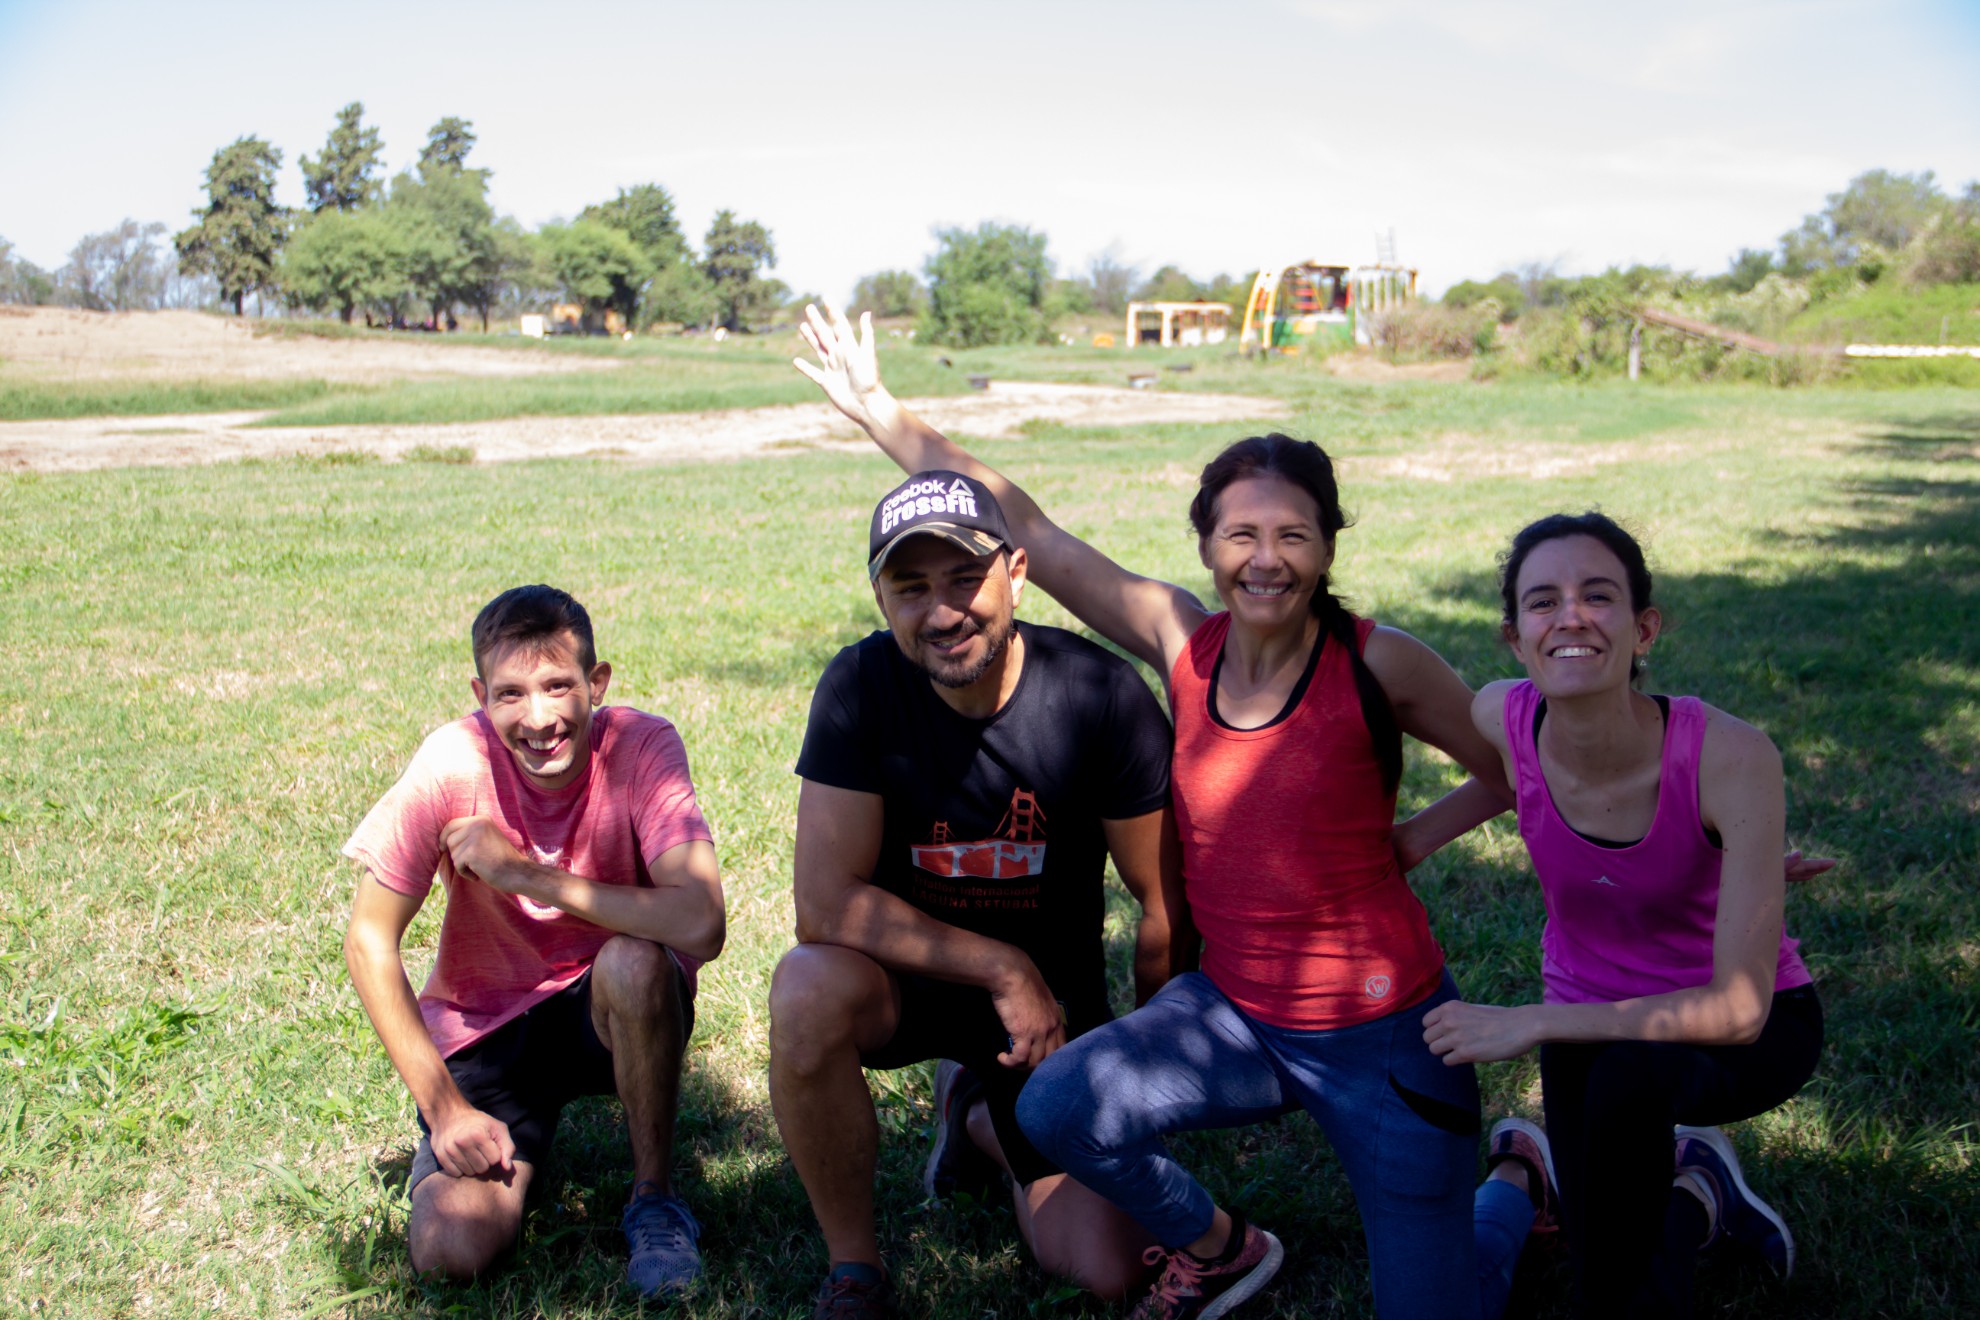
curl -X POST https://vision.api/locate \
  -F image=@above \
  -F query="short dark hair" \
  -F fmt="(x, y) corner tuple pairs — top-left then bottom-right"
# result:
(1498, 511), (1655, 680)
(471, 585), (596, 678)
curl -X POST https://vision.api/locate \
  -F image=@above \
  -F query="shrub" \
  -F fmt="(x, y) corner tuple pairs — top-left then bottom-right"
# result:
(1364, 303), (1498, 359)
(920, 222), (1054, 348)
(1442, 276), (1525, 320)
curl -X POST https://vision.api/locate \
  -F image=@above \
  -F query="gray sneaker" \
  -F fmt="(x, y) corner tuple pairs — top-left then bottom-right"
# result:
(812, 1263), (900, 1319)
(1675, 1125), (1794, 1276)
(623, 1188), (702, 1298)
(923, 1059), (999, 1202)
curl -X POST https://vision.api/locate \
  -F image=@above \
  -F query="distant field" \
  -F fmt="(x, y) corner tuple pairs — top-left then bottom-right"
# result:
(1, 377), (1974, 1318)
(8, 304), (1977, 429)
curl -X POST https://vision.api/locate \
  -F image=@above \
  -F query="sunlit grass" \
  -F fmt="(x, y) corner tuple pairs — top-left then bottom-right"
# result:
(0, 381), (1974, 1316)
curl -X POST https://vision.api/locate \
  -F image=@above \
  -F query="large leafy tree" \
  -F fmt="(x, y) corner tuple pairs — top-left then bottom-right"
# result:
(300, 102), (385, 213)
(644, 259), (718, 329)
(921, 222), (1053, 347)
(538, 221), (654, 329)
(581, 184), (683, 263)
(703, 210), (777, 331)
(386, 120), (499, 326)
(1133, 264), (1204, 304)
(175, 136), (286, 315)
(581, 183), (712, 328)
(0, 236), (57, 305)
(388, 170), (497, 325)
(1903, 182), (1980, 287)
(1781, 168), (1946, 273)
(62, 219), (169, 311)
(418, 117), (478, 180)
(282, 210), (408, 323)
(849, 269), (926, 319)
(461, 217), (540, 332)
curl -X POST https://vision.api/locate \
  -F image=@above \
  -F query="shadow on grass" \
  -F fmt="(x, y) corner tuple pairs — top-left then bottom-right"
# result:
(314, 1054), (826, 1317)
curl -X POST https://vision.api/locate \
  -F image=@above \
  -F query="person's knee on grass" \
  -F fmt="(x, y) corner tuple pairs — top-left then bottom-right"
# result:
(408, 1172), (526, 1280)
(768, 455), (1181, 1315)
(341, 585), (726, 1298)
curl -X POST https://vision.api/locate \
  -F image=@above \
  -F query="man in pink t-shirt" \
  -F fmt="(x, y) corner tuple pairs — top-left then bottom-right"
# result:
(342, 585), (724, 1298)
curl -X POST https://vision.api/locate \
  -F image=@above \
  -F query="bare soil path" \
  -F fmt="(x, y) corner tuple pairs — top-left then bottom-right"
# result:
(0, 308), (1289, 472)
(0, 306), (613, 381)
(0, 384), (1290, 473)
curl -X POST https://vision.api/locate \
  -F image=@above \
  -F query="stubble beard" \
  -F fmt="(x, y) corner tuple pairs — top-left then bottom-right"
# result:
(921, 613), (1015, 690)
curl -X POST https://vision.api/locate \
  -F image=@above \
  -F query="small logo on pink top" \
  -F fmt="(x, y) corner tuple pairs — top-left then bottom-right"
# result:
(1365, 975), (1393, 1000)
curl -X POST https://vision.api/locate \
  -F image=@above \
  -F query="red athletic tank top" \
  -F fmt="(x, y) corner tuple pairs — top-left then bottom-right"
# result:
(1169, 612), (1446, 1029)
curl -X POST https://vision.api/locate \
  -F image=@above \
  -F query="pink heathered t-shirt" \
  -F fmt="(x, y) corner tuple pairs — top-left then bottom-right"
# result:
(342, 704), (713, 1058)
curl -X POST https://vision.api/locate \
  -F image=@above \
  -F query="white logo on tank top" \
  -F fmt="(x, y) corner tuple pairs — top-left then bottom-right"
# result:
(1590, 875), (1617, 887)
(1365, 975), (1393, 1000)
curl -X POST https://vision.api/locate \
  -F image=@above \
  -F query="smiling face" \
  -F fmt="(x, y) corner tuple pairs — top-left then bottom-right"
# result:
(1198, 474), (1335, 633)
(1507, 534), (1661, 697)
(470, 631), (612, 791)
(873, 534), (1026, 693)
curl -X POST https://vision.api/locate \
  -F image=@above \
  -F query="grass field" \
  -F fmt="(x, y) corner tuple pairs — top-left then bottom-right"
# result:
(1, 373), (1975, 1318)
(0, 330), (1263, 425)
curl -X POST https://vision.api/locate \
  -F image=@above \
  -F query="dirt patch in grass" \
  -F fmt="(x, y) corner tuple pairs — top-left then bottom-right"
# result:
(0, 382), (1290, 473)
(0, 306), (616, 383)
(1323, 354), (1473, 383)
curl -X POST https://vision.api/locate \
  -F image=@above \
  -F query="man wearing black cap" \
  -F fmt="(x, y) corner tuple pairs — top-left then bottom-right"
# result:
(768, 466), (1188, 1318)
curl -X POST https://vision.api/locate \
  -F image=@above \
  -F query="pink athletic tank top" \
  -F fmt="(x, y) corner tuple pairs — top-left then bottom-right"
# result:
(1504, 680), (1810, 1005)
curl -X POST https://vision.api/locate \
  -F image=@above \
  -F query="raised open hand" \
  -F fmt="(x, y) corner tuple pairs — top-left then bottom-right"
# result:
(793, 302), (887, 428)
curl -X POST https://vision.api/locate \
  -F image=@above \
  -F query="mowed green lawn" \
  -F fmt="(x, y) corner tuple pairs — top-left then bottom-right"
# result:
(1, 375), (1975, 1318)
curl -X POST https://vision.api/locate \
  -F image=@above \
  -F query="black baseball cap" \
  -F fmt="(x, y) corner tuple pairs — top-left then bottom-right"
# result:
(868, 470), (1012, 580)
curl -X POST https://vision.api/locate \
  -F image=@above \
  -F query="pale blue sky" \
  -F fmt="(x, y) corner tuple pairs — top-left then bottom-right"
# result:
(2, 0), (1976, 301)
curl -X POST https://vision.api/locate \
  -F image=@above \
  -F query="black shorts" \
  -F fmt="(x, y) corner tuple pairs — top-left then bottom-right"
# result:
(861, 973), (1109, 1187)
(407, 960), (694, 1193)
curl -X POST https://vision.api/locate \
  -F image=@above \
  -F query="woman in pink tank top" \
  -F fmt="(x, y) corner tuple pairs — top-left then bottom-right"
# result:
(798, 306), (1521, 1320)
(1422, 513), (1825, 1320)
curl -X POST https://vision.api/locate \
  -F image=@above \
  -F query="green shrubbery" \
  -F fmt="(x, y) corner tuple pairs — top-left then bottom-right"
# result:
(920, 222), (1056, 348)
(1438, 167), (1980, 384)
(1364, 302), (1500, 359)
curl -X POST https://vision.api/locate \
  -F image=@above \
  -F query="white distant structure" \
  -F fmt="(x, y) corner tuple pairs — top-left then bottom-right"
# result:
(520, 314), (546, 339)
(1843, 344), (1980, 358)
(1126, 301), (1232, 348)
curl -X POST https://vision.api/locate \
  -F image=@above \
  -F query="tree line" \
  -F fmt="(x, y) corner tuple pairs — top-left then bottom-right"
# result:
(1442, 169), (1980, 319)
(0, 104), (789, 333)
(0, 100), (1266, 348)
(1386, 168), (1980, 381)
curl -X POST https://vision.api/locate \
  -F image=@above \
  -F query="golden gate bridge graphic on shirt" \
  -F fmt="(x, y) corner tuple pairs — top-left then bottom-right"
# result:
(911, 788), (1047, 879)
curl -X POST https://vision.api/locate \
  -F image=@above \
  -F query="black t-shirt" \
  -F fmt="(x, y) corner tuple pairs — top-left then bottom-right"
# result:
(795, 621), (1173, 1015)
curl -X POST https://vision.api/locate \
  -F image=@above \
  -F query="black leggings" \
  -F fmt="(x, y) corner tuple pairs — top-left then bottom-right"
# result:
(1541, 985), (1822, 1320)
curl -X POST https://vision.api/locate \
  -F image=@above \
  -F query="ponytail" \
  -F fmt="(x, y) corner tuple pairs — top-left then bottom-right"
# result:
(1318, 591), (1402, 797)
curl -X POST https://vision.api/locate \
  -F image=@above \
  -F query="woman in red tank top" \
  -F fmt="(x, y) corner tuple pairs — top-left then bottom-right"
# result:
(799, 307), (1519, 1320)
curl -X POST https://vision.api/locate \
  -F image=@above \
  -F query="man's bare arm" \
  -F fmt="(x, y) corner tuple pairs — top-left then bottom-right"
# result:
(795, 777), (1065, 1068)
(343, 873), (515, 1177)
(1102, 808), (1193, 1005)
(439, 819), (725, 961)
